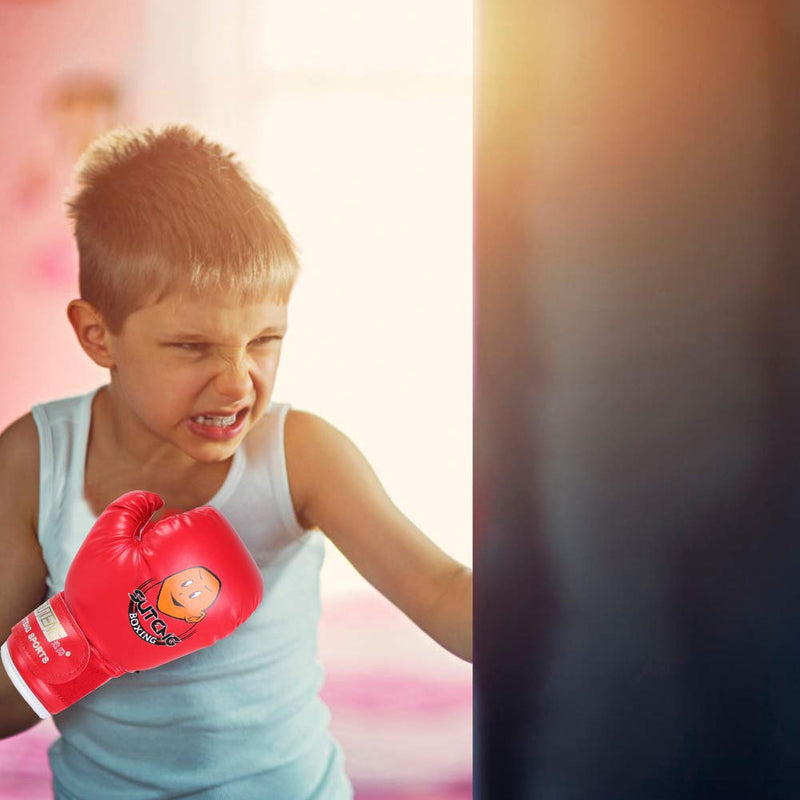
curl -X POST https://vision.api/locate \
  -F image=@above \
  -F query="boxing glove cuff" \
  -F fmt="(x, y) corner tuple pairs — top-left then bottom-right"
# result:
(2, 593), (122, 717)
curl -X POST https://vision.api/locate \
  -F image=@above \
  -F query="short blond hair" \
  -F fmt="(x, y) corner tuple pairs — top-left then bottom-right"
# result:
(67, 125), (300, 333)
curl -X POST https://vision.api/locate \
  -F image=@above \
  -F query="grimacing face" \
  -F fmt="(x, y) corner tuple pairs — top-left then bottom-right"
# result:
(105, 289), (288, 464)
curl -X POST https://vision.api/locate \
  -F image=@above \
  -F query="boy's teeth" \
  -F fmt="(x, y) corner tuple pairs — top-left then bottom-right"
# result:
(193, 413), (238, 427)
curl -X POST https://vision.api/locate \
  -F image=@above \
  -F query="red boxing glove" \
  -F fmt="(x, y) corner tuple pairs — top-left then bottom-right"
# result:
(1, 491), (263, 717)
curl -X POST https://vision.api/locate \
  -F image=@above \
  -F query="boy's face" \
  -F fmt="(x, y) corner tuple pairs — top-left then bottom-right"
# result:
(107, 289), (288, 463)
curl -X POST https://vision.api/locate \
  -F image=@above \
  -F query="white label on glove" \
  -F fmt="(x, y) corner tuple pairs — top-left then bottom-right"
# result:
(34, 600), (68, 642)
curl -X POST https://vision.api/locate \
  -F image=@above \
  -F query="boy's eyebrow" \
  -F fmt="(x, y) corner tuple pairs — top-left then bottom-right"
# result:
(162, 325), (288, 341)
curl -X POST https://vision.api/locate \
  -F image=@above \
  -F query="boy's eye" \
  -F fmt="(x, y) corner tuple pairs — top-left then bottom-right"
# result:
(251, 336), (282, 346)
(171, 342), (206, 352)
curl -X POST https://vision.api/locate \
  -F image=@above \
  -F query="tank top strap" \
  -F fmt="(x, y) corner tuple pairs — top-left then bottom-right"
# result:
(31, 387), (101, 596)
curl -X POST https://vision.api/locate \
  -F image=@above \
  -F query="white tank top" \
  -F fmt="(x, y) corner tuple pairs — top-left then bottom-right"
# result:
(31, 386), (353, 799)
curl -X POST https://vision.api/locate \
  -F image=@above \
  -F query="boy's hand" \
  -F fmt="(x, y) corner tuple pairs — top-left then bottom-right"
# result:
(1, 491), (263, 717)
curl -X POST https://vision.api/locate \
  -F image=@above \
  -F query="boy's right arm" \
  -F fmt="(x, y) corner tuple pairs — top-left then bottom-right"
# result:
(0, 413), (49, 738)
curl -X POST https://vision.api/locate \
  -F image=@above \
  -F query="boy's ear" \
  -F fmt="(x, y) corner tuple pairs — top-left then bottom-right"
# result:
(66, 300), (116, 368)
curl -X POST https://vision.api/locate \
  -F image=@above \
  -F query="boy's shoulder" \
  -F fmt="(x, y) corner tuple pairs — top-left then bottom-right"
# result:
(0, 412), (39, 472)
(280, 407), (337, 455)
(282, 409), (367, 524)
(0, 412), (40, 531)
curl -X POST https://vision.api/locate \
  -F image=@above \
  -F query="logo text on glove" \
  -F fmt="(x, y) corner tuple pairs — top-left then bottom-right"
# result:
(128, 589), (182, 646)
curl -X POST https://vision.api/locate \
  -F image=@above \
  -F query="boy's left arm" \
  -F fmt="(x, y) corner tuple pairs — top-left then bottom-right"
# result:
(285, 411), (472, 663)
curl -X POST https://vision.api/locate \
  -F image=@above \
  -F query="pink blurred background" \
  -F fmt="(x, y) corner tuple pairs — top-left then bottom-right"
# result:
(0, 2), (472, 798)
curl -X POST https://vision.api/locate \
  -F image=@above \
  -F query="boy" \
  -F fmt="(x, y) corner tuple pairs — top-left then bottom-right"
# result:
(0, 125), (472, 799)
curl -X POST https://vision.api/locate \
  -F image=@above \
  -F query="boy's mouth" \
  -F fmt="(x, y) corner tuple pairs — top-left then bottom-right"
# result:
(189, 407), (249, 429)
(191, 412), (237, 428)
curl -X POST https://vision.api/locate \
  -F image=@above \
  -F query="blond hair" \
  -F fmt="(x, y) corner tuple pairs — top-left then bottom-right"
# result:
(67, 125), (300, 333)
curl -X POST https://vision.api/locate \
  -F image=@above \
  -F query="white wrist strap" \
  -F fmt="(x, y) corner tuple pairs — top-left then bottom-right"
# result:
(1, 640), (51, 719)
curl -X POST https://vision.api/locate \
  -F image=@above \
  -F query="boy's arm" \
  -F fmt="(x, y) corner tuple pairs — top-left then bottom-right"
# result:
(285, 411), (472, 662)
(0, 413), (50, 738)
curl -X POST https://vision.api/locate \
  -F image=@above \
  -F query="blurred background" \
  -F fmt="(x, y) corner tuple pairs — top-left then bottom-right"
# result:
(0, 1), (472, 798)
(476, 1), (800, 798)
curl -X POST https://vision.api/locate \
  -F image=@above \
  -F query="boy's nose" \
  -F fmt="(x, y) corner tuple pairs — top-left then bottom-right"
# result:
(212, 353), (253, 399)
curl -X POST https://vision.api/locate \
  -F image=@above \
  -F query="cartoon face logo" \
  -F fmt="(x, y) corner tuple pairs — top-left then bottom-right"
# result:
(127, 566), (223, 647)
(156, 567), (221, 624)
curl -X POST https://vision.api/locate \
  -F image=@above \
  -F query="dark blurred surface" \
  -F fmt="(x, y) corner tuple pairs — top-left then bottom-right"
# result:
(475, 2), (800, 798)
